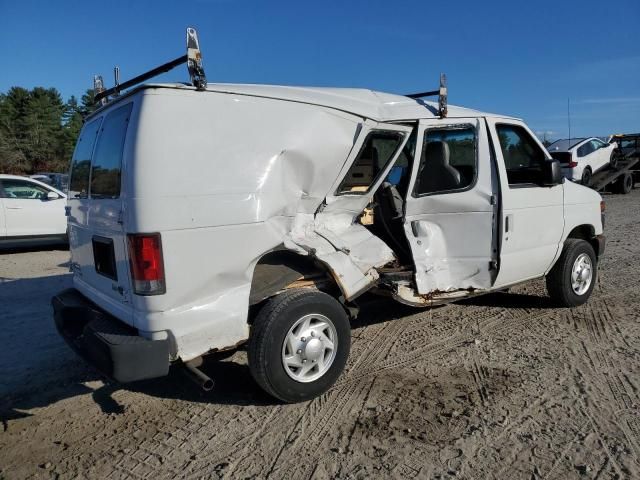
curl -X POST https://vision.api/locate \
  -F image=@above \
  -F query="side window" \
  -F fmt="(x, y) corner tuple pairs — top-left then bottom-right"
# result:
(337, 130), (405, 194)
(577, 142), (593, 158)
(590, 139), (605, 150)
(496, 124), (547, 186)
(68, 118), (102, 199)
(385, 129), (416, 195)
(413, 125), (477, 196)
(90, 103), (133, 199)
(0, 179), (50, 200)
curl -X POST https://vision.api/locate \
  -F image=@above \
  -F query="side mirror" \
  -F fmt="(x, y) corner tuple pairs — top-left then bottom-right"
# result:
(543, 159), (563, 186)
(47, 191), (60, 200)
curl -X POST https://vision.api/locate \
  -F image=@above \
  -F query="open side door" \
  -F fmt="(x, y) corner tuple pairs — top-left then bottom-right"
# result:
(403, 118), (499, 295)
(285, 122), (412, 300)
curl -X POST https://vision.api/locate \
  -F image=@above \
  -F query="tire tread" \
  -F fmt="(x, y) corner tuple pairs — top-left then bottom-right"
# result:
(546, 239), (596, 307)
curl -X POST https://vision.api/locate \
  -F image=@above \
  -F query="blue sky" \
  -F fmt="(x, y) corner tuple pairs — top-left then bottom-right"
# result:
(1, 0), (638, 139)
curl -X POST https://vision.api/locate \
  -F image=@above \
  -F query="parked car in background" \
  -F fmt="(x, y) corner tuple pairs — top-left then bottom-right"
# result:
(547, 137), (618, 186)
(30, 172), (69, 193)
(0, 175), (68, 248)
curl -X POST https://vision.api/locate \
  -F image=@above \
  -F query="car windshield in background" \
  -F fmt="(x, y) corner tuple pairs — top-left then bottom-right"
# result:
(546, 138), (587, 152)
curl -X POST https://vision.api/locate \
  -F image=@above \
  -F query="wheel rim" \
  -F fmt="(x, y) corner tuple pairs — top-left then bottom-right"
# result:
(625, 175), (632, 190)
(571, 253), (593, 295)
(281, 313), (338, 383)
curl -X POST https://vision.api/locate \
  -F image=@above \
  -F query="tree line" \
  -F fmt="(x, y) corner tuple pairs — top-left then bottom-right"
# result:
(0, 87), (98, 175)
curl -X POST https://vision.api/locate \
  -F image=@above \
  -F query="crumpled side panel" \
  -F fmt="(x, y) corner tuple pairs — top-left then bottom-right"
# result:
(285, 212), (396, 300)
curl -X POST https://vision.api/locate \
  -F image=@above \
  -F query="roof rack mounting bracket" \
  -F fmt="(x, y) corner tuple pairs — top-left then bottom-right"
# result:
(94, 26), (207, 104)
(405, 73), (448, 118)
(187, 27), (207, 90)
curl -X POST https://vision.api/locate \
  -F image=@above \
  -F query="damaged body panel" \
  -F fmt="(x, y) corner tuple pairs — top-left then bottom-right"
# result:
(403, 118), (499, 294)
(284, 122), (412, 300)
(57, 80), (604, 383)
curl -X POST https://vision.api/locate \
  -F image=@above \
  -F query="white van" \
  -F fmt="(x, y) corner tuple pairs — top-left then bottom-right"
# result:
(53, 30), (605, 402)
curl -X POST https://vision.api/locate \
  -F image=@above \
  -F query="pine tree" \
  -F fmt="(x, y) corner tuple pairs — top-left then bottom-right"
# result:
(62, 95), (84, 165)
(0, 87), (32, 173)
(24, 87), (65, 171)
(80, 89), (98, 117)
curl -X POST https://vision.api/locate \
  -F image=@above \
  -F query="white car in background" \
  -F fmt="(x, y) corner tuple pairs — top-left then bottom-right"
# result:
(547, 137), (618, 186)
(0, 174), (68, 248)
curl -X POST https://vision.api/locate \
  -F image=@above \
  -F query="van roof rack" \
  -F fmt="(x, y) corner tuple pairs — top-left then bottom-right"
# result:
(94, 27), (206, 105)
(405, 73), (448, 118)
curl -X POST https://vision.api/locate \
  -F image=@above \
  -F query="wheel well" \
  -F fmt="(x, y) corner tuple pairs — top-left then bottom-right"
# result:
(566, 225), (600, 257)
(248, 249), (338, 311)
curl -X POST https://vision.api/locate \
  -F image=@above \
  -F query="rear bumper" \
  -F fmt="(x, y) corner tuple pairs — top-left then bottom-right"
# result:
(52, 288), (170, 383)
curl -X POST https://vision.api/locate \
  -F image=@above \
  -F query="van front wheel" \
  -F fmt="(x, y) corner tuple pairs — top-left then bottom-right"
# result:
(546, 239), (597, 307)
(248, 289), (350, 403)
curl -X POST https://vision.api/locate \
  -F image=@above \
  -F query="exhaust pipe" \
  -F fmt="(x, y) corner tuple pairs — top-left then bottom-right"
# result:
(183, 358), (214, 391)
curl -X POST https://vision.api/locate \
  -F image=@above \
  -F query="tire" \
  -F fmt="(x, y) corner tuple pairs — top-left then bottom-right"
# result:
(616, 172), (633, 194)
(581, 168), (592, 187)
(248, 289), (351, 403)
(546, 239), (597, 307)
(609, 152), (619, 170)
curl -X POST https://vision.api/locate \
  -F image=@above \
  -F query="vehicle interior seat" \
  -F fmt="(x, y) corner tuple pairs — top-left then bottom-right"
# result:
(416, 141), (461, 193)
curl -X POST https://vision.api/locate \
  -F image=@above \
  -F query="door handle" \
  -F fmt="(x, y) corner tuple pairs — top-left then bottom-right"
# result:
(6, 206), (23, 210)
(411, 220), (421, 237)
(505, 214), (513, 232)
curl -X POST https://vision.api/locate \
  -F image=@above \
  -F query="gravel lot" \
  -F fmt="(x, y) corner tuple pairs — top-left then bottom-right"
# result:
(1, 190), (640, 479)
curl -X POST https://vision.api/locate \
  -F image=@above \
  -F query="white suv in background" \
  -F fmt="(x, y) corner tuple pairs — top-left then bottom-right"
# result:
(547, 137), (618, 186)
(0, 174), (68, 247)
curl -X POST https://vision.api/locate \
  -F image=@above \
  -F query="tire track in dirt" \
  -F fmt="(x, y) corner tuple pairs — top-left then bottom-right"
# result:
(263, 320), (411, 479)
(562, 283), (640, 474)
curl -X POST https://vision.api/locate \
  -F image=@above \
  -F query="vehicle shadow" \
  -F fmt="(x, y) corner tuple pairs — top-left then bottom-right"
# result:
(460, 291), (556, 309)
(0, 276), (554, 423)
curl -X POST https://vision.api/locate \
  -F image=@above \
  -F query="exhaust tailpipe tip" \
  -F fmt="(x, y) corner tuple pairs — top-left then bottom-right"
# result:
(183, 360), (214, 392)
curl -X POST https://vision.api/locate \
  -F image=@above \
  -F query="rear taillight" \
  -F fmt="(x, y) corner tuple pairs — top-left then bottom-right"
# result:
(568, 161), (578, 168)
(127, 233), (166, 295)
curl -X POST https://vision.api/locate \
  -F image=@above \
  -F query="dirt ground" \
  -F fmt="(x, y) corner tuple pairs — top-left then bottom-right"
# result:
(1, 190), (640, 480)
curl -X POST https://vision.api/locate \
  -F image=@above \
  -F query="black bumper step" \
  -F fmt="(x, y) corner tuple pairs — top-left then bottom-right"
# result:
(52, 288), (170, 383)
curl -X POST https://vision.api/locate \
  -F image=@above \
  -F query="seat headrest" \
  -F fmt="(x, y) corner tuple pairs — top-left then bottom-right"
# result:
(424, 141), (450, 166)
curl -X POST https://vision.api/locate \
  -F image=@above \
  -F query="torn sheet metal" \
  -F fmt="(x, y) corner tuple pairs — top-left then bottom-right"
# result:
(285, 212), (396, 300)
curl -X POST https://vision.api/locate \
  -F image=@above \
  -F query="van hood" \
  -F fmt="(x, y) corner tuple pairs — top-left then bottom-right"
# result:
(563, 178), (602, 205)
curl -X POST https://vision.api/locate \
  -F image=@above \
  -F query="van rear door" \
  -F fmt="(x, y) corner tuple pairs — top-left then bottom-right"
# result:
(68, 102), (135, 323)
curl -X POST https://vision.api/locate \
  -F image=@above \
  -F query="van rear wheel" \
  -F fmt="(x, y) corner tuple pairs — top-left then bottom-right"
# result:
(248, 289), (350, 403)
(546, 239), (597, 307)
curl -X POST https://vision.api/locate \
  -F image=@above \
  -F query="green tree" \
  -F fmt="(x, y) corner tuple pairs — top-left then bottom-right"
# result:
(24, 87), (65, 171)
(62, 95), (83, 162)
(80, 89), (98, 117)
(0, 87), (32, 173)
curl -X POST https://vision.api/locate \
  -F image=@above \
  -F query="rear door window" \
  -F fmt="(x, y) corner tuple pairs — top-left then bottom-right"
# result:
(68, 118), (102, 199)
(577, 142), (594, 158)
(90, 103), (133, 199)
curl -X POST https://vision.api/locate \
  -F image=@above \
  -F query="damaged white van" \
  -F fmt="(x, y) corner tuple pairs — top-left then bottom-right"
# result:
(53, 29), (605, 402)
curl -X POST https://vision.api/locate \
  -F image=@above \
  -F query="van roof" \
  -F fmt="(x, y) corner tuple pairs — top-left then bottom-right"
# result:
(101, 82), (516, 123)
